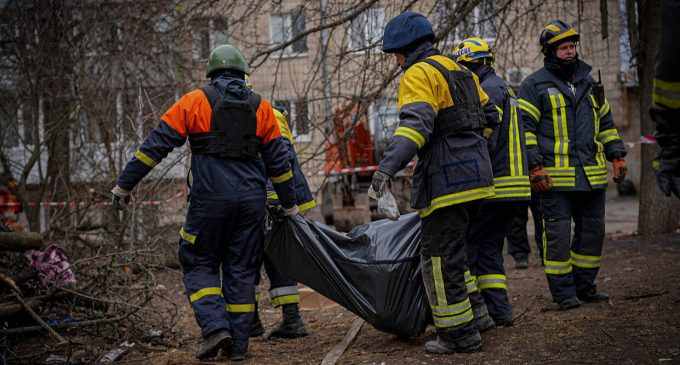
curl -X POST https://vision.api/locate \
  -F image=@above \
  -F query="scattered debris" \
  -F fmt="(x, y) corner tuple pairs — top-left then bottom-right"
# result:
(96, 341), (135, 364)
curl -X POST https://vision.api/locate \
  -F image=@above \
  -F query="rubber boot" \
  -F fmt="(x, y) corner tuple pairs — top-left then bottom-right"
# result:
(196, 330), (231, 361)
(268, 303), (308, 339)
(514, 255), (529, 269)
(473, 303), (496, 333)
(228, 338), (248, 362)
(424, 330), (482, 354)
(558, 297), (581, 310)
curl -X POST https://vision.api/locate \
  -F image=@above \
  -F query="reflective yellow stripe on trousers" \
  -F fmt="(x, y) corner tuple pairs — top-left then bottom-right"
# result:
(548, 90), (570, 169)
(477, 274), (508, 290)
(430, 259), (475, 328)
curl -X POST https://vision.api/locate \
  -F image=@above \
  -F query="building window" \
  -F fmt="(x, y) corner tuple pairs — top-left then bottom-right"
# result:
(370, 98), (398, 147)
(270, 8), (307, 54)
(349, 7), (385, 51)
(21, 102), (38, 146)
(211, 17), (229, 47)
(618, 0), (638, 87)
(274, 98), (310, 142)
(192, 19), (211, 61)
(193, 17), (230, 61)
(439, 0), (496, 48)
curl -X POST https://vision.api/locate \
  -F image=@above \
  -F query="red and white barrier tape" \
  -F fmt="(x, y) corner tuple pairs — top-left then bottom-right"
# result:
(320, 161), (416, 176)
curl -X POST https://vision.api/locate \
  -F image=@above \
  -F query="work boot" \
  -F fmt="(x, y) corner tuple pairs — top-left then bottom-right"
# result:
(228, 338), (248, 362)
(578, 289), (609, 303)
(473, 304), (496, 332)
(558, 297), (581, 311)
(514, 256), (529, 269)
(493, 315), (514, 327)
(268, 303), (308, 339)
(250, 312), (265, 337)
(424, 331), (482, 354)
(196, 330), (231, 361)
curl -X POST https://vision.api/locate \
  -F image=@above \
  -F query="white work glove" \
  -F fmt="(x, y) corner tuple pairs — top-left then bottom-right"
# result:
(111, 185), (131, 210)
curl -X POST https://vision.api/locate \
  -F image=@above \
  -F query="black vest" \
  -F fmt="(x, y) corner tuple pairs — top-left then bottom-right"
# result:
(420, 59), (485, 137)
(188, 85), (262, 160)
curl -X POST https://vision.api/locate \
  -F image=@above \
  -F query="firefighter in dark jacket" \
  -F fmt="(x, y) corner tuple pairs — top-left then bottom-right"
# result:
(251, 106), (314, 339)
(454, 37), (531, 326)
(651, 0), (680, 198)
(370, 12), (499, 354)
(111, 45), (298, 361)
(518, 21), (627, 310)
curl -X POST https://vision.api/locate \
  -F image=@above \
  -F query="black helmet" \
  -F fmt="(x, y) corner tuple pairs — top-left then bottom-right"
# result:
(539, 20), (580, 54)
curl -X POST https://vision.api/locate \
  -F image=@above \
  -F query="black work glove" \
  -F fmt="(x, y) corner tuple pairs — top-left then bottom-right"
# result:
(368, 170), (392, 199)
(655, 158), (680, 199)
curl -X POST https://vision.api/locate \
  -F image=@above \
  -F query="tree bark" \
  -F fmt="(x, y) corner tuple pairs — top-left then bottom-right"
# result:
(637, 0), (680, 234)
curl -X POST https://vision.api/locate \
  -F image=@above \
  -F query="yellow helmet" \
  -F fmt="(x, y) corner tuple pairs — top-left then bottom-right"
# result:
(453, 37), (494, 64)
(539, 20), (580, 54)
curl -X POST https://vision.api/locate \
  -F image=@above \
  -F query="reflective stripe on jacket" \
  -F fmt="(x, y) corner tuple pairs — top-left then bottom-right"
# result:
(379, 53), (496, 217)
(478, 68), (530, 201)
(116, 76), (296, 207)
(518, 61), (626, 191)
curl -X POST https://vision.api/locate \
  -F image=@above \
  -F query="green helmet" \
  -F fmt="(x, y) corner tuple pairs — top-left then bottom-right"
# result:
(206, 44), (250, 78)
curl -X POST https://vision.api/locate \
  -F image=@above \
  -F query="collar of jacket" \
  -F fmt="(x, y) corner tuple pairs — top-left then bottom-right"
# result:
(538, 60), (595, 105)
(469, 63), (495, 82)
(210, 75), (250, 99)
(544, 56), (592, 84)
(402, 43), (440, 71)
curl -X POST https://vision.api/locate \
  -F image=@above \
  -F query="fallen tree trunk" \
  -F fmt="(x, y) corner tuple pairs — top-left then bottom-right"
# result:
(0, 232), (44, 251)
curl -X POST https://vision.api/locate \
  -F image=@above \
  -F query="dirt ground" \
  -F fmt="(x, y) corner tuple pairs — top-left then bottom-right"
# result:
(133, 190), (680, 365)
(12, 191), (680, 364)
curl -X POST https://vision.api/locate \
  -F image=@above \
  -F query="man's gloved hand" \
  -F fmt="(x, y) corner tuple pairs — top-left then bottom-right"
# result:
(530, 166), (552, 192)
(654, 158), (680, 199)
(482, 127), (494, 139)
(368, 170), (392, 200)
(284, 205), (299, 217)
(111, 185), (131, 210)
(612, 158), (627, 183)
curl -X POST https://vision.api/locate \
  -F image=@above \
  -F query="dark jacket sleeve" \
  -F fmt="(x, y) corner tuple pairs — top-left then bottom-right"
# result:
(595, 97), (627, 161)
(518, 79), (543, 169)
(257, 100), (296, 208)
(116, 120), (186, 191)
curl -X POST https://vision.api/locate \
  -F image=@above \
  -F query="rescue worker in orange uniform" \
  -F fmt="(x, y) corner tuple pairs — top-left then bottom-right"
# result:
(111, 45), (298, 361)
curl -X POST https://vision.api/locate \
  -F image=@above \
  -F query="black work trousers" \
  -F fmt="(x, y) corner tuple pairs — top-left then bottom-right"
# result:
(467, 201), (518, 322)
(540, 190), (606, 302)
(506, 193), (543, 260)
(421, 204), (478, 340)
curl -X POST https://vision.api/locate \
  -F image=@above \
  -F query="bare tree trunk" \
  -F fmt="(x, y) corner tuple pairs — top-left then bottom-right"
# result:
(637, 0), (680, 234)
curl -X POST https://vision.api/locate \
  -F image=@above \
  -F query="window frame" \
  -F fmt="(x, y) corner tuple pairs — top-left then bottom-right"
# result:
(274, 98), (311, 143)
(348, 7), (385, 52)
(269, 8), (308, 57)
